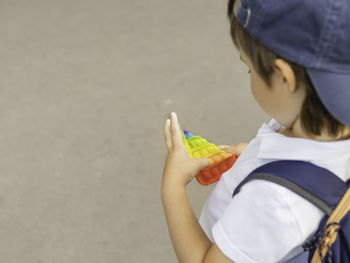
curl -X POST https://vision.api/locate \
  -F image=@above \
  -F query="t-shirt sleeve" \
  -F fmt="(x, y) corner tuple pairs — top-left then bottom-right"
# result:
(212, 180), (304, 263)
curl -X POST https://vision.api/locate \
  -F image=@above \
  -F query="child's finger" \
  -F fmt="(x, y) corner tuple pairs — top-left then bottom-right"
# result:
(220, 142), (248, 155)
(164, 119), (173, 150)
(218, 145), (230, 150)
(170, 112), (183, 150)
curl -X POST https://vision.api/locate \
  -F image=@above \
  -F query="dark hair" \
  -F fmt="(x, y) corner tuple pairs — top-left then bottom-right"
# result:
(227, 0), (348, 138)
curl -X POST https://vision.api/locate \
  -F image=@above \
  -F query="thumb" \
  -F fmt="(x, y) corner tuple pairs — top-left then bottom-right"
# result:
(195, 158), (210, 170)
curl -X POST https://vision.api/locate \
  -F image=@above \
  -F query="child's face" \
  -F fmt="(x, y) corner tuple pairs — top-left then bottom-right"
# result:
(239, 49), (306, 130)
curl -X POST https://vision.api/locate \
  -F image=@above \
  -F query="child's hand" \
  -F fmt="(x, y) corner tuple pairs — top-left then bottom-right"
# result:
(218, 142), (248, 157)
(162, 112), (210, 187)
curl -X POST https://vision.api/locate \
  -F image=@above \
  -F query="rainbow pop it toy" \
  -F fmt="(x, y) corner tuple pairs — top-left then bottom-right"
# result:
(180, 128), (238, 186)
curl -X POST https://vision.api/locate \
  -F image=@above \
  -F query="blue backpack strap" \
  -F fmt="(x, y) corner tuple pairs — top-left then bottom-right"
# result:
(232, 160), (348, 216)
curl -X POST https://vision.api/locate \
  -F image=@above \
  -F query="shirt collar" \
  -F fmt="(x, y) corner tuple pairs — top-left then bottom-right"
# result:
(256, 119), (350, 161)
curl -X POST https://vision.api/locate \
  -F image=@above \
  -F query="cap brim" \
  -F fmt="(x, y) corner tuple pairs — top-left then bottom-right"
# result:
(306, 68), (350, 126)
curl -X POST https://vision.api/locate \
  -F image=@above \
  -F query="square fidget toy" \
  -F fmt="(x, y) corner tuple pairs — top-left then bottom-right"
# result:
(181, 128), (237, 185)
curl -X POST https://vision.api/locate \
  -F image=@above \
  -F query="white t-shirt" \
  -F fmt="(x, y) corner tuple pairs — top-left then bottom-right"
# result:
(199, 119), (350, 262)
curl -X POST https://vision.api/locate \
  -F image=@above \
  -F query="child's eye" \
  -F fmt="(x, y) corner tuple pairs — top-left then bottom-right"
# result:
(247, 70), (251, 74)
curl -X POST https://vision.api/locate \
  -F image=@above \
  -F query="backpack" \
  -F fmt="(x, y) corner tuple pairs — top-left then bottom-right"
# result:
(232, 160), (350, 263)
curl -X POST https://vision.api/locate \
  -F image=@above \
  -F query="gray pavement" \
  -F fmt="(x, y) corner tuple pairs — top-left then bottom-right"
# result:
(0, 0), (269, 262)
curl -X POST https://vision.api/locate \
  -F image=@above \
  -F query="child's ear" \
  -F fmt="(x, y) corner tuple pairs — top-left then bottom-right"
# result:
(274, 58), (297, 94)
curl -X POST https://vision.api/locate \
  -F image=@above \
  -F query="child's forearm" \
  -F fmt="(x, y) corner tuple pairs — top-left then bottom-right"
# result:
(161, 112), (213, 262)
(161, 179), (212, 263)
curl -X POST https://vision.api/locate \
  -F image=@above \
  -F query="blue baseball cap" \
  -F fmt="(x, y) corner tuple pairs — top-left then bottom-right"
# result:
(232, 0), (350, 126)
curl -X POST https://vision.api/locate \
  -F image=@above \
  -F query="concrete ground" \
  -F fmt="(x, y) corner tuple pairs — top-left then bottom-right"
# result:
(0, 0), (269, 262)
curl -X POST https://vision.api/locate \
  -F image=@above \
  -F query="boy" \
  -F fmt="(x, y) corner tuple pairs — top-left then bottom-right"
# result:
(161, 0), (350, 262)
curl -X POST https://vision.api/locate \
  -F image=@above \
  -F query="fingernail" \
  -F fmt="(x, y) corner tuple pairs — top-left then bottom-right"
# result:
(171, 112), (177, 119)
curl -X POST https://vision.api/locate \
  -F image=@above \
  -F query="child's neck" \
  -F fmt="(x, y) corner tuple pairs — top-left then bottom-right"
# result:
(279, 118), (350, 142)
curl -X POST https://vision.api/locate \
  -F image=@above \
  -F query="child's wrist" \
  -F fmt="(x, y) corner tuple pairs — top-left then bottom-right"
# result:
(161, 176), (187, 198)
